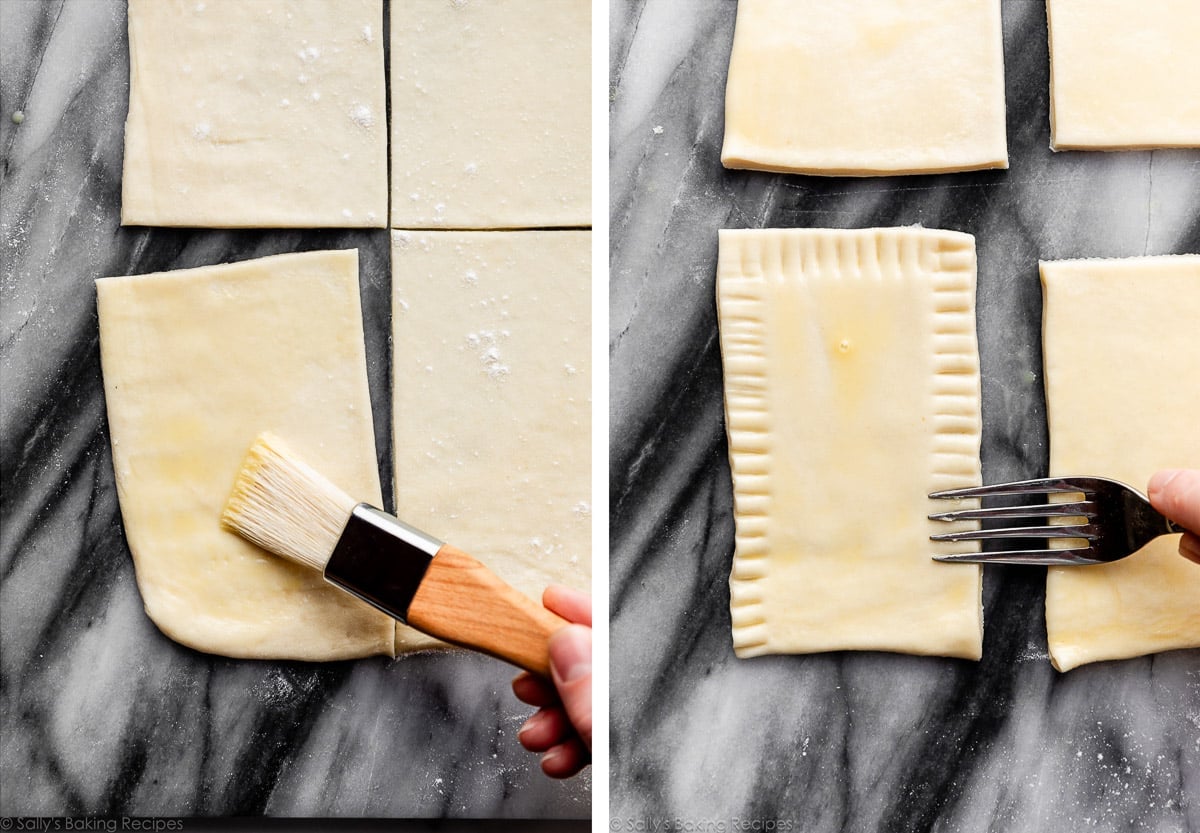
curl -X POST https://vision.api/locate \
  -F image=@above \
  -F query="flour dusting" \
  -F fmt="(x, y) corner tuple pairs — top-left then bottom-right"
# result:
(350, 103), (374, 128)
(466, 330), (511, 380)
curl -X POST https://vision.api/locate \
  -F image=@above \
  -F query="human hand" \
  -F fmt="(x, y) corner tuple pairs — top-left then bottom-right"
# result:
(1147, 469), (1200, 565)
(512, 585), (591, 778)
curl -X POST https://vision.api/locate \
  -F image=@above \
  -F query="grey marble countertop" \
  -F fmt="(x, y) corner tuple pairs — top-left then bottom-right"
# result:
(609, 1), (1199, 831)
(1, 0), (587, 820)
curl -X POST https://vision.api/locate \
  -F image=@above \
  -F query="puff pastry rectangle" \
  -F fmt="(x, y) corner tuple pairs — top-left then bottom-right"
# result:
(96, 251), (399, 660)
(1047, 0), (1200, 150)
(391, 231), (590, 654)
(122, 0), (387, 227)
(721, 0), (1008, 176)
(1042, 256), (1200, 671)
(389, 1), (590, 229)
(717, 228), (983, 660)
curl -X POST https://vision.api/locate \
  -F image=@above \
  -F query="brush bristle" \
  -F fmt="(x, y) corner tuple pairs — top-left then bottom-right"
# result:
(221, 432), (358, 573)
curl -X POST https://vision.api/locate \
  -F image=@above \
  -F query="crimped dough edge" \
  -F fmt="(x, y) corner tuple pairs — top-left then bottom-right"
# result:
(717, 227), (983, 660)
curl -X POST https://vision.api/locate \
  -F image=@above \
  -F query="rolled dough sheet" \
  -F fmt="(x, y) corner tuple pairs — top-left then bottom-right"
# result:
(721, 0), (1008, 176)
(1042, 256), (1200, 672)
(717, 227), (984, 660)
(391, 230), (590, 654)
(96, 250), (420, 660)
(1047, 0), (1200, 150)
(389, 0), (590, 229)
(122, 0), (387, 228)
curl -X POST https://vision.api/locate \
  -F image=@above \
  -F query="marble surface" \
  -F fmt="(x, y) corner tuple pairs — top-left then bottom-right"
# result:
(0, 0), (587, 820)
(609, 2), (1199, 831)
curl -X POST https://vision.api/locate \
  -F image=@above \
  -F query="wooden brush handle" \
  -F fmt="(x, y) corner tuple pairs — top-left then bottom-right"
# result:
(405, 544), (570, 678)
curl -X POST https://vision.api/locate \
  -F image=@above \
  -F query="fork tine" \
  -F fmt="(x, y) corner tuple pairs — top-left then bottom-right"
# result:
(929, 478), (1090, 500)
(930, 524), (1098, 542)
(933, 547), (1102, 566)
(928, 500), (1096, 523)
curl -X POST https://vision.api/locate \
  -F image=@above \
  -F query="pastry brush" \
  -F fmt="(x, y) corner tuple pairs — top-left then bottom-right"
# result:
(221, 432), (568, 677)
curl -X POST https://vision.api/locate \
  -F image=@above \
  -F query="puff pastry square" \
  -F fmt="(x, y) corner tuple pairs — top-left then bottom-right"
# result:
(122, 0), (387, 227)
(1042, 256), (1200, 672)
(717, 228), (984, 660)
(389, 1), (590, 229)
(391, 231), (590, 650)
(97, 251), (401, 660)
(721, 0), (1008, 176)
(1047, 0), (1200, 150)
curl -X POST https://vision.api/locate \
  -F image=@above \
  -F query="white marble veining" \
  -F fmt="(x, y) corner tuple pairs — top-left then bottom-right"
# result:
(609, 1), (1200, 831)
(1, 0), (587, 819)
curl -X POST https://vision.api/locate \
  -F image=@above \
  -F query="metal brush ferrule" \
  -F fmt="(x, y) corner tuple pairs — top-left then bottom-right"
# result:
(324, 504), (443, 622)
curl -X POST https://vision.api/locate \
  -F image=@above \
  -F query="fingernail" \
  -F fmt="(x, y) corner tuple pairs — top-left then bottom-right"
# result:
(518, 712), (544, 739)
(541, 747), (564, 768)
(1148, 469), (1183, 497)
(549, 625), (591, 684)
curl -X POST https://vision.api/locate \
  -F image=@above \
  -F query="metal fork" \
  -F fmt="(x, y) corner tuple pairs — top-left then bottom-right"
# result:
(928, 476), (1183, 566)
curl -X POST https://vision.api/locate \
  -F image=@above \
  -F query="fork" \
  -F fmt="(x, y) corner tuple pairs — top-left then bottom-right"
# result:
(927, 476), (1184, 566)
